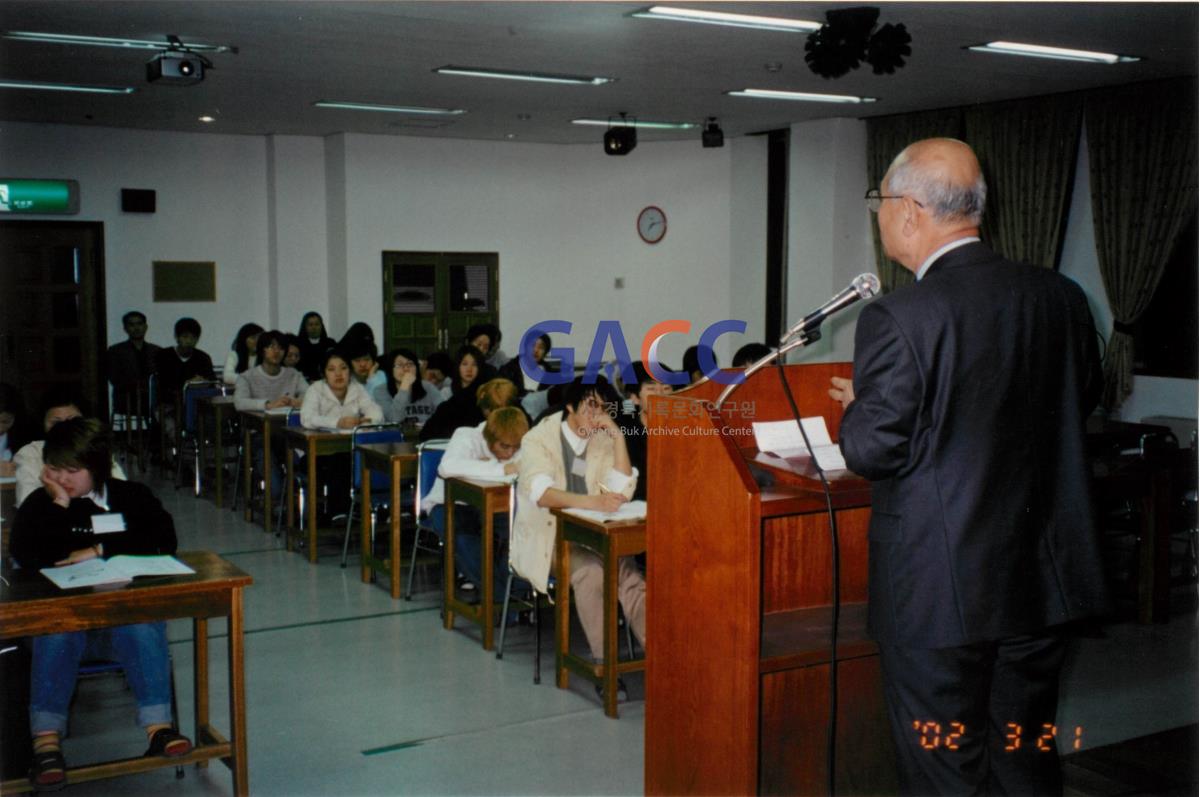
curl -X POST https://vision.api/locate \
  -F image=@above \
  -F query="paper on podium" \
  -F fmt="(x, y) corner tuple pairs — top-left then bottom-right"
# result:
(40, 555), (196, 590)
(752, 417), (846, 471)
(563, 499), (647, 524)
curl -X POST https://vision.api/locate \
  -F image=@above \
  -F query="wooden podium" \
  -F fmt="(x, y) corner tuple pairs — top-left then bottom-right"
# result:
(644, 362), (896, 796)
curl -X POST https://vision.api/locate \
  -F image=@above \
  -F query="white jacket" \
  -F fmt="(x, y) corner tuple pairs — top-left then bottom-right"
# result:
(511, 412), (636, 593)
(299, 380), (383, 429)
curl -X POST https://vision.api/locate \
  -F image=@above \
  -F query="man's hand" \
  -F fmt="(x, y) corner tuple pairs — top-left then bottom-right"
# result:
(265, 397), (290, 410)
(829, 376), (855, 409)
(503, 462), (519, 476)
(336, 415), (360, 429)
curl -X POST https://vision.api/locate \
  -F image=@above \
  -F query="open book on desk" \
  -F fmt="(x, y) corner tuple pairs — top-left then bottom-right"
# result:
(563, 500), (647, 524)
(40, 555), (196, 590)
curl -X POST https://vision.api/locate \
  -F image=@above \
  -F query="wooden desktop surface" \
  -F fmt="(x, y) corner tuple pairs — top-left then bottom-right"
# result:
(0, 551), (252, 795)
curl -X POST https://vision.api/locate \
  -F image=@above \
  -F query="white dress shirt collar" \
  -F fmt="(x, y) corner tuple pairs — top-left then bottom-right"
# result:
(84, 484), (110, 511)
(560, 420), (588, 456)
(916, 236), (980, 281)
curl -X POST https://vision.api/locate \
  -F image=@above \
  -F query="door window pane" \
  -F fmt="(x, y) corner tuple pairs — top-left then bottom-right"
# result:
(448, 263), (491, 312)
(392, 263), (436, 313)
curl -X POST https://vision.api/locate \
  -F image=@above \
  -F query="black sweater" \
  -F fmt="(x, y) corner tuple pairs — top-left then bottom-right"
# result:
(11, 479), (177, 570)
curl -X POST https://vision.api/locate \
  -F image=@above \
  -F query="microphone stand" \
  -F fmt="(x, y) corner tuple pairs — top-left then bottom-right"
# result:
(714, 327), (820, 407)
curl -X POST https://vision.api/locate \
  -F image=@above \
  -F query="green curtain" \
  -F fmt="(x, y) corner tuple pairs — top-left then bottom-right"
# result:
(965, 94), (1083, 268)
(1085, 78), (1199, 410)
(865, 109), (964, 292)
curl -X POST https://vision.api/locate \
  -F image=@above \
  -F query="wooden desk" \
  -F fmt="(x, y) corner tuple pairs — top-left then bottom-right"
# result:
(359, 442), (418, 598)
(443, 477), (512, 650)
(197, 396), (237, 508)
(284, 427), (352, 563)
(551, 509), (647, 719)
(1, 478), (14, 562)
(239, 409), (291, 533)
(0, 551), (252, 795)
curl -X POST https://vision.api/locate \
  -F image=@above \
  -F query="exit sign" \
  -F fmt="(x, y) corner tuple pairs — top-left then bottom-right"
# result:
(0, 179), (80, 214)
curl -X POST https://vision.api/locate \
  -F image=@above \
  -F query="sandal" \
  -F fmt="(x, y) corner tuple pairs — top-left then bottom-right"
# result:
(144, 728), (193, 758)
(30, 748), (67, 791)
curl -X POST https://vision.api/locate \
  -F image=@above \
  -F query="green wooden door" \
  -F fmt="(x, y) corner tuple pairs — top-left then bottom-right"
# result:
(382, 251), (498, 357)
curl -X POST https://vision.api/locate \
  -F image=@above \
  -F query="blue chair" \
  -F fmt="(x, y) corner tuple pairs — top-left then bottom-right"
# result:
(340, 424), (406, 568)
(405, 439), (450, 600)
(175, 381), (228, 495)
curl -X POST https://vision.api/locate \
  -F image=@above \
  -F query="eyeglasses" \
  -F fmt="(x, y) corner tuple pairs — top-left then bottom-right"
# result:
(864, 188), (925, 213)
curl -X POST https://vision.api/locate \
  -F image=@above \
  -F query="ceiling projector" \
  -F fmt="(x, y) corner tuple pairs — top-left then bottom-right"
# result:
(147, 51), (204, 84)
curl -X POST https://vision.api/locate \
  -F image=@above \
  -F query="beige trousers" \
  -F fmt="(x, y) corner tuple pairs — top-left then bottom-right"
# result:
(568, 544), (646, 661)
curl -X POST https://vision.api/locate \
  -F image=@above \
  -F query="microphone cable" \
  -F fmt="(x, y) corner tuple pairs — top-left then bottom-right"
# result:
(774, 358), (841, 797)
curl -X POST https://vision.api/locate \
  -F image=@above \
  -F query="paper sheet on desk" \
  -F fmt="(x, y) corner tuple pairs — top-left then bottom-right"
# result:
(265, 406), (293, 415)
(752, 418), (846, 471)
(40, 555), (195, 589)
(563, 500), (647, 524)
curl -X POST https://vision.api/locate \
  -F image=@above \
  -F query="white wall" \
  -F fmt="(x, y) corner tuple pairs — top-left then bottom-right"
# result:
(267, 135), (329, 333)
(337, 133), (737, 370)
(0, 121), (271, 357)
(786, 118), (874, 364)
(728, 135), (769, 348)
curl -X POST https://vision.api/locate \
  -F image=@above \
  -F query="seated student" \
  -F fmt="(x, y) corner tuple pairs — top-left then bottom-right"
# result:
(424, 406), (529, 606)
(300, 349), (384, 430)
(465, 323), (510, 371)
(618, 362), (672, 502)
(105, 310), (160, 419)
(11, 418), (191, 789)
(13, 389), (127, 507)
(373, 348), (444, 427)
(154, 317), (217, 441)
(512, 377), (645, 700)
(283, 334), (304, 373)
(0, 383), (36, 473)
(422, 350), (454, 393)
(681, 344), (715, 385)
(234, 330), (307, 501)
(732, 342), (773, 368)
(222, 323), (263, 385)
(499, 331), (557, 419)
(296, 312), (336, 382)
(344, 338), (386, 395)
(299, 349), (384, 516)
(420, 346), (497, 441)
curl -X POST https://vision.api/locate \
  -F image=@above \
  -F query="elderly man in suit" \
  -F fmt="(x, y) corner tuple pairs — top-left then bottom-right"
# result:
(830, 138), (1108, 795)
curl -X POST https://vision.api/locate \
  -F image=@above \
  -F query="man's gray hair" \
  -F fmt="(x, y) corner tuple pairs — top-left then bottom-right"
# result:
(886, 143), (987, 225)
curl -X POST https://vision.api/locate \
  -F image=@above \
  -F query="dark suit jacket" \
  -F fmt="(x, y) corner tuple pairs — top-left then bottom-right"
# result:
(839, 242), (1109, 648)
(154, 347), (216, 406)
(12, 479), (177, 570)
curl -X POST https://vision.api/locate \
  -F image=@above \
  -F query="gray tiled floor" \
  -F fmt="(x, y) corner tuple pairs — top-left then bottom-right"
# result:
(27, 466), (1200, 795)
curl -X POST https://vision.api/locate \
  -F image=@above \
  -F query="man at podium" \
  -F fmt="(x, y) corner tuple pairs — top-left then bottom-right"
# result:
(830, 138), (1107, 795)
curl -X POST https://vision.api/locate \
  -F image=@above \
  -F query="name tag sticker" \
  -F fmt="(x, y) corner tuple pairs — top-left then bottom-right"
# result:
(570, 458), (588, 478)
(91, 513), (126, 534)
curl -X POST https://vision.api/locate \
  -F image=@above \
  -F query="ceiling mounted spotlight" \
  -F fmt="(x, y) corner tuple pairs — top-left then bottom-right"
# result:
(702, 118), (724, 148)
(147, 35), (212, 85)
(603, 113), (637, 156)
(804, 7), (911, 79)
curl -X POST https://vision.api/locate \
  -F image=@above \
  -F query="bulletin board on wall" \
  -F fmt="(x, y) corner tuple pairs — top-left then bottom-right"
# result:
(152, 260), (216, 302)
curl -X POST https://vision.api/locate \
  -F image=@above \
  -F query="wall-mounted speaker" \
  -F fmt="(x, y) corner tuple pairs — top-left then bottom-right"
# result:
(121, 188), (156, 213)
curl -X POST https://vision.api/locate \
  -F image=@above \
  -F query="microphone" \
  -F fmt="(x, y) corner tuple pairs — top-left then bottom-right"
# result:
(781, 272), (880, 343)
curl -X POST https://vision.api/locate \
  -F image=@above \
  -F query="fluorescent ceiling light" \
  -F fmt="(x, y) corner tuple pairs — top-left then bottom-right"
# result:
(632, 6), (820, 33)
(3, 30), (235, 53)
(571, 118), (698, 130)
(314, 100), (465, 115)
(0, 79), (135, 95)
(727, 89), (877, 104)
(967, 41), (1139, 64)
(435, 65), (614, 86)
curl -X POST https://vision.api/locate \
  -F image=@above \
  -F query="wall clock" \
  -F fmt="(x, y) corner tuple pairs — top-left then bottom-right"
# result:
(637, 205), (667, 244)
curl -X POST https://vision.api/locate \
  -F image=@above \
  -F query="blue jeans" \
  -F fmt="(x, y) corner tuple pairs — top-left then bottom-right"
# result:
(30, 623), (173, 735)
(251, 432), (286, 503)
(428, 504), (515, 603)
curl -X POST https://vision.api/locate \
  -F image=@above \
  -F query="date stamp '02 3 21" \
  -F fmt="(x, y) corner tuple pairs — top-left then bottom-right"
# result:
(912, 721), (1084, 752)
